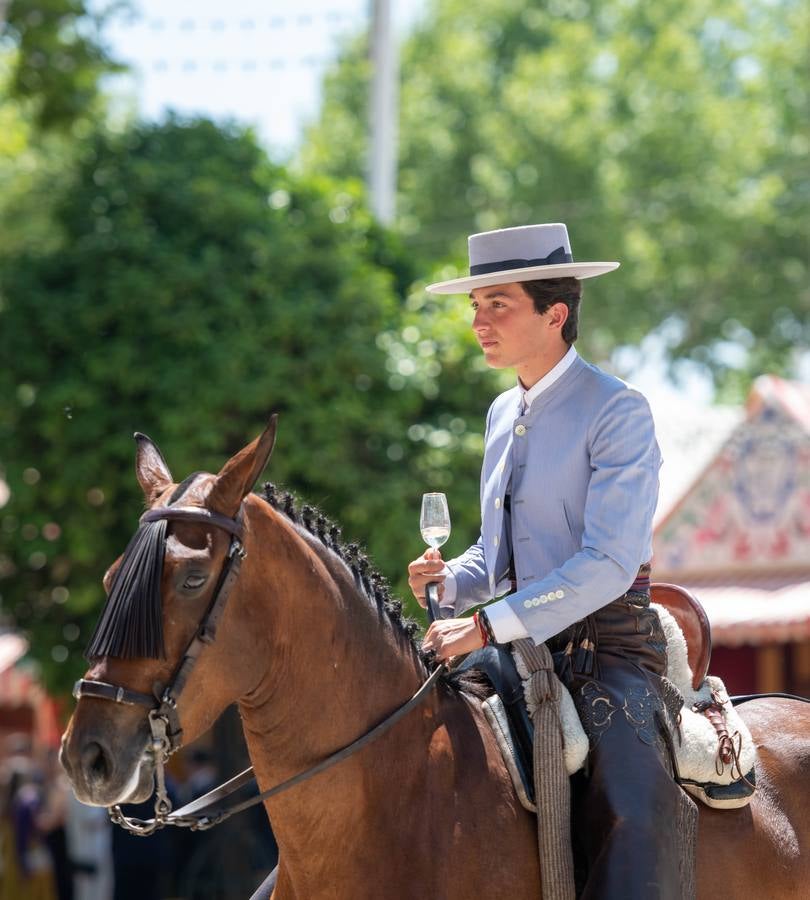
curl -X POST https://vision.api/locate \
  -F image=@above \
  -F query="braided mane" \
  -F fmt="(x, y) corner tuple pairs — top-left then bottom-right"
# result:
(86, 475), (482, 691)
(260, 482), (428, 657)
(259, 484), (488, 698)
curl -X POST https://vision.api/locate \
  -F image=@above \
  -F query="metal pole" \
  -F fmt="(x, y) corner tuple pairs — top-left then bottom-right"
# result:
(368, 0), (398, 224)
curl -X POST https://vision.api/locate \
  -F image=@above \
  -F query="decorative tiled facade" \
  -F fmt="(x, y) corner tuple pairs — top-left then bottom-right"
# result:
(655, 396), (810, 577)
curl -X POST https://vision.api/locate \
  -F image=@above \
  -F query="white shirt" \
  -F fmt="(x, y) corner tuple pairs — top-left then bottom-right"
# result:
(441, 346), (579, 642)
(519, 344), (578, 413)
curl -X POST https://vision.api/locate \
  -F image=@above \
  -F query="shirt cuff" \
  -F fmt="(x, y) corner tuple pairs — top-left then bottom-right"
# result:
(485, 598), (530, 643)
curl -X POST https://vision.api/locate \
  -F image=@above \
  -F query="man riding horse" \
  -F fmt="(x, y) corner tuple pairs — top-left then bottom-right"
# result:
(409, 223), (693, 898)
(60, 245), (810, 895)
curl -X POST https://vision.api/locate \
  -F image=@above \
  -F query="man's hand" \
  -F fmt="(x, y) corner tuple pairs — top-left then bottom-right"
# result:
(407, 548), (447, 608)
(422, 617), (483, 661)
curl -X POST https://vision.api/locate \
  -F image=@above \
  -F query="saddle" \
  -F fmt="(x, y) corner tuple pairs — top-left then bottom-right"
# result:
(651, 582), (711, 692)
(467, 583), (756, 811)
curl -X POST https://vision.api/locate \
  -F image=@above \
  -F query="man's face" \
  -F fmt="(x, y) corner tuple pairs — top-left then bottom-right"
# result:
(469, 281), (566, 377)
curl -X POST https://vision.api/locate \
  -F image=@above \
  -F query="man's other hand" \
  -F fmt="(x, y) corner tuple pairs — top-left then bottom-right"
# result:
(422, 618), (483, 661)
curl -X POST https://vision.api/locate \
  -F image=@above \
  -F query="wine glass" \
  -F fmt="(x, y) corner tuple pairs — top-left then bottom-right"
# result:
(420, 493), (451, 622)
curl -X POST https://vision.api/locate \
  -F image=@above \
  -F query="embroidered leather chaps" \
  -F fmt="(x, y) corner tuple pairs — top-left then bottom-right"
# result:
(549, 590), (698, 900)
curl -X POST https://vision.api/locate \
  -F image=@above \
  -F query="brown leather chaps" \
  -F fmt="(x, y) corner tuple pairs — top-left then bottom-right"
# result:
(550, 591), (697, 900)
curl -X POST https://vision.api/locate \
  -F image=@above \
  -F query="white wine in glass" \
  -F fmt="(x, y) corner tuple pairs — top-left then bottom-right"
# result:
(421, 526), (451, 548)
(420, 492), (451, 547)
(420, 493), (451, 621)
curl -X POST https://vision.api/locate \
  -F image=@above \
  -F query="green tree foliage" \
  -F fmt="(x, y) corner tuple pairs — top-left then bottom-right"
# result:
(1, 0), (123, 132)
(0, 0), (495, 694)
(0, 0), (125, 279)
(0, 118), (488, 692)
(0, 58), (78, 264)
(301, 0), (810, 385)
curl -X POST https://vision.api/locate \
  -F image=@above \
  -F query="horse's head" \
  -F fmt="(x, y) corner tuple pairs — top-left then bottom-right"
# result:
(60, 418), (277, 807)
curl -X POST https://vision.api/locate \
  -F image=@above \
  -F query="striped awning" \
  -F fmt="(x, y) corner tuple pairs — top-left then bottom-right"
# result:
(683, 578), (810, 646)
(0, 633), (62, 748)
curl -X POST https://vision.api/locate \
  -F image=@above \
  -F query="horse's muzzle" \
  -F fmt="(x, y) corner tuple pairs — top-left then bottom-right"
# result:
(60, 727), (154, 807)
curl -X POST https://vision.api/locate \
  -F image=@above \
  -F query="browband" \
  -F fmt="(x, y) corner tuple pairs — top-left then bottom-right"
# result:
(140, 506), (244, 538)
(73, 678), (156, 708)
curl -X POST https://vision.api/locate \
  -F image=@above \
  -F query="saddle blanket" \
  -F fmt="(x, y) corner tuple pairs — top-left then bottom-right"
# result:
(497, 603), (756, 810)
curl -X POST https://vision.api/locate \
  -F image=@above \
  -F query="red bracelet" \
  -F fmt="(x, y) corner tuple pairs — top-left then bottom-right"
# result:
(473, 611), (489, 647)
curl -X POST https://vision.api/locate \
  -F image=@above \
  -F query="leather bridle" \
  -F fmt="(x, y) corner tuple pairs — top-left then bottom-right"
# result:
(74, 503), (248, 834)
(73, 501), (442, 835)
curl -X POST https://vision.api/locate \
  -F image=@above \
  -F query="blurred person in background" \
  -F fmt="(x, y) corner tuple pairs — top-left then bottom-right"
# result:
(37, 750), (74, 900)
(66, 792), (113, 900)
(0, 735), (57, 900)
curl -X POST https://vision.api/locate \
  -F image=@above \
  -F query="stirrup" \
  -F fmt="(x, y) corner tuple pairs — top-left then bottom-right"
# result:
(679, 768), (756, 810)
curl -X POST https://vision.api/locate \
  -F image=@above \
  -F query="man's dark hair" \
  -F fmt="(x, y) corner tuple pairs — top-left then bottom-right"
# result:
(521, 277), (582, 344)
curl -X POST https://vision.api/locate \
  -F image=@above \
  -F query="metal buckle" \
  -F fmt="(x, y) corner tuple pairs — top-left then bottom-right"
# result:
(159, 689), (176, 710)
(229, 537), (246, 560)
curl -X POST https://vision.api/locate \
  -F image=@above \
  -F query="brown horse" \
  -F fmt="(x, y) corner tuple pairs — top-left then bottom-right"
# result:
(61, 420), (810, 898)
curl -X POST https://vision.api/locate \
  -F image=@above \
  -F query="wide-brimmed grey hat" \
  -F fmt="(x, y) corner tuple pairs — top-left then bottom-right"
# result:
(426, 223), (619, 294)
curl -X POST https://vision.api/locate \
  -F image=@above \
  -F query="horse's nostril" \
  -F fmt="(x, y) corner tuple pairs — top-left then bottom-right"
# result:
(81, 741), (111, 783)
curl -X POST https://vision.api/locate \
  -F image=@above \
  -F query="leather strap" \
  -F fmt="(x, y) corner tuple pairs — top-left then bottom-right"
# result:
(731, 692), (810, 705)
(73, 679), (156, 708)
(140, 506), (244, 539)
(137, 664), (446, 830)
(78, 505), (246, 756)
(163, 545), (244, 706)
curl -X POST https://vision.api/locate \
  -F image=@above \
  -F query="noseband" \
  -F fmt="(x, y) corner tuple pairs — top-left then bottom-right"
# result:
(73, 500), (443, 836)
(73, 503), (247, 835)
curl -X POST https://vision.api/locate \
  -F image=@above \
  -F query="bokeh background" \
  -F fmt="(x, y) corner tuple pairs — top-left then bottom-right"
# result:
(0, 0), (807, 896)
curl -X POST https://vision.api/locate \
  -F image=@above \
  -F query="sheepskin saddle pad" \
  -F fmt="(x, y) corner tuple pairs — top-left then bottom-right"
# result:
(481, 603), (756, 813)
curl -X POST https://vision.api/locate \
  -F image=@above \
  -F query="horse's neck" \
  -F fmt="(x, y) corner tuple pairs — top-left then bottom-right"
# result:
(230, 509), (530, 897)
(236, 505), (429, 792)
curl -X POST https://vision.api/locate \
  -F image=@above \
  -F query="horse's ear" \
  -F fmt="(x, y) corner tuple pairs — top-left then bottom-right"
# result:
(134, 433), (173, 505)
(208, 415), (279, 517)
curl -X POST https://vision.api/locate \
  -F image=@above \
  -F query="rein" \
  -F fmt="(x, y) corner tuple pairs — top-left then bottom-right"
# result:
(112, 663), (444, 834)
(73, 502), (442, 835)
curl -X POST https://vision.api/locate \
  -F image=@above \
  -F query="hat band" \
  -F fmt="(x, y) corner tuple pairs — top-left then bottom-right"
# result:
(469, 246), (573, 276)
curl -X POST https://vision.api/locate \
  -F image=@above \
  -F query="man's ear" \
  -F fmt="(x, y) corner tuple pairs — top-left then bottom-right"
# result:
(207, 415), (279, 518)
(546, 301), (569, 331)
(134, 433), (173, 505)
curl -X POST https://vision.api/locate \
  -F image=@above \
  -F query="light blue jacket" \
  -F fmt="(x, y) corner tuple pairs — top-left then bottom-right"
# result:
(446, 353), (662, 644)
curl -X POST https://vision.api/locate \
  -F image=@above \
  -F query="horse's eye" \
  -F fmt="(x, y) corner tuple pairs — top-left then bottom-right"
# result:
(183, 574), (207, 591)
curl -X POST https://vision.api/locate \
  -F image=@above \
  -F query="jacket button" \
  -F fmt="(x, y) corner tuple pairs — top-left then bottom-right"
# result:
(555, 589), (565, 599)
(515, 424), (527, 436)
(493, 535), (499, 546)
(523, 599), (533, 609)
(495, 497), (501, 509)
